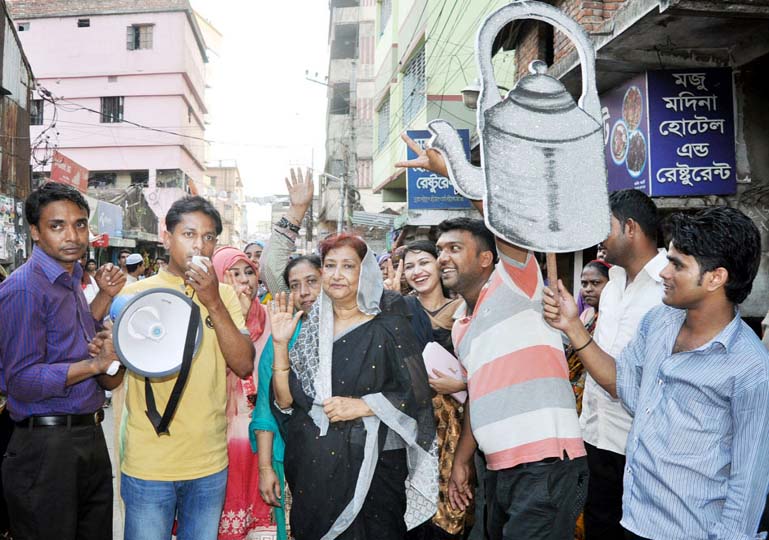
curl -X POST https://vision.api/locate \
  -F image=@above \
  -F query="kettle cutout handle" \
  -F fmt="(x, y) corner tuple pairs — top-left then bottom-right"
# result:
(476, 1), (600, 124)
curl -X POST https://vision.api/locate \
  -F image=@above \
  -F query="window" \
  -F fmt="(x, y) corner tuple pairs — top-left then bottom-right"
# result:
(17, 22), (29, 32)
(100, 97), (124, 123)
(30, 99), (44, 125)
(130, 171), (149, 186)
(379, 0), (391, 36)
(330, 83), (350, 115)
(376, 96), (390, 151)
(78, 19), (90, 28)
(126, 24), (153, 50)
(402, 46), (426, 127)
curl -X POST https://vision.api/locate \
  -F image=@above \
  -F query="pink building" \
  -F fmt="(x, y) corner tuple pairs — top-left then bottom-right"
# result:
(8, 0), (209, 241)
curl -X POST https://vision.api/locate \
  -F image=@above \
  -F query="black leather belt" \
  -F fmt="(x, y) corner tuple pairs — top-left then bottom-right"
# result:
(514, 455), (563, 470)
(15, 409), (104, 428)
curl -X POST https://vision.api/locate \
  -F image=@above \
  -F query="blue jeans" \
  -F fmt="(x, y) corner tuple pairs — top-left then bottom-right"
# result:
(121, 468), (227, 540)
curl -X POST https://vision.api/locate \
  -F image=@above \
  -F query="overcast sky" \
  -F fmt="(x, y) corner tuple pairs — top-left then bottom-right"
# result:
(191, 1), (330, 197)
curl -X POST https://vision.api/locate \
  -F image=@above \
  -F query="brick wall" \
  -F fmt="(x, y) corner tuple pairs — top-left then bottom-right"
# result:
(514, 0), (628, 80)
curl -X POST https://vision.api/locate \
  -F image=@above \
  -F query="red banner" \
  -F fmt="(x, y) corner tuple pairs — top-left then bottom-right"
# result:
(50, 151), (89, 193)
(91, 234), (109, 248)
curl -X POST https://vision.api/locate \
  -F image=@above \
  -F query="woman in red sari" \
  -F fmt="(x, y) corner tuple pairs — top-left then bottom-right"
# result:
(212, 247), (275, 540)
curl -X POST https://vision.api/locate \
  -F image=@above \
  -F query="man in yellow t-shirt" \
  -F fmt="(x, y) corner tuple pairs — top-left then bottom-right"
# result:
(119, 196), (254, 540)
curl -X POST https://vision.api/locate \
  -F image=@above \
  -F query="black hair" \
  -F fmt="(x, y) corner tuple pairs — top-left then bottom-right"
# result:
(155, 255), (168, 264)
(165, 196), (223, 235)
(583, 260), (610, 280)
(283, 255), (321, 286)
(670, 207), (761, 304)
(25, 182), (89, 227)
(437, 217), (498, 263)
(119, 249), (131, 256)
(86, 258), (97, 267)
(609, 189), (659, 242)
(126, 262), (143, 273)
(404, 240), (439, 259)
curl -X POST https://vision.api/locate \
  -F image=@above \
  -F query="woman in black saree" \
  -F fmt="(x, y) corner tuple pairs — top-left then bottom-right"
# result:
(269, 233), (438, 540)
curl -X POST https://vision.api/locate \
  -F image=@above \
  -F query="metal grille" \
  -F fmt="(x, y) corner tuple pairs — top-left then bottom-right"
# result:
(126, 24), (153, 50)
(100, 96), (124, 123)
(377, 96), (390, 151)
(402, 46), (425, 127)
(30, 99), (43, 125)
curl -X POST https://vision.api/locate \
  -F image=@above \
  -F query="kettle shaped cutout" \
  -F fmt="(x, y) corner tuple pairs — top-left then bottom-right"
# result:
(428, 0), (610, 253)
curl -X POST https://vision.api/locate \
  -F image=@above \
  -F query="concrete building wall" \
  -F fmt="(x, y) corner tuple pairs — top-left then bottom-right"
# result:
(11, 7), (207, 184)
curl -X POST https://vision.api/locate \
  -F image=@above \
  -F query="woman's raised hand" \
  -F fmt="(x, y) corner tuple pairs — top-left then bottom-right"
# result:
(382, 258), (403, 292)
(222, 270), (252, 317)
(268, 292), (303, 345)
(285, 167), (314, 214)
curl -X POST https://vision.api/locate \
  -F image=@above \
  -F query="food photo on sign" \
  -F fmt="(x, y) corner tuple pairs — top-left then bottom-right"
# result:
(600, 67), (736, 197)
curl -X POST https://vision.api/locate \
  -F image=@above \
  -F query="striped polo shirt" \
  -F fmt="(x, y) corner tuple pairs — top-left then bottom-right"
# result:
(453, 252), (586, 470)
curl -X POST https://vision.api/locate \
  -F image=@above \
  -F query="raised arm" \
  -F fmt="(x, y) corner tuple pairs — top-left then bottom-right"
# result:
(187, 258), (254, 378)
(262, 168), (314, 296)
(542, 279), (618, 397)
(269, 292), (303, 410)
(90, 262), (126, 322)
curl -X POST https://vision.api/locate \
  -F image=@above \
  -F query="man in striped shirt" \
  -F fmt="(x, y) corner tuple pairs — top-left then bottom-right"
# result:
(544, 207), (769, 539)
(436, 218), (588, 539)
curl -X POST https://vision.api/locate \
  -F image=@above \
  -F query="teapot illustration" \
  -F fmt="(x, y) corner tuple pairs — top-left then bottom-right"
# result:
(428, 1), (609, 252)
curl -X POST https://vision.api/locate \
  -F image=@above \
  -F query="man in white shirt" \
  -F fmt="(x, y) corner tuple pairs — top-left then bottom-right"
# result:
(581, 189), (667, 539)
(124, 253), (144, 284)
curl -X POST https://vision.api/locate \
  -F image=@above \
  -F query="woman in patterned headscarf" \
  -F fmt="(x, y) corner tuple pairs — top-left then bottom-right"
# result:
(212, 247), (274, 540)
(269, 233), (438, 540)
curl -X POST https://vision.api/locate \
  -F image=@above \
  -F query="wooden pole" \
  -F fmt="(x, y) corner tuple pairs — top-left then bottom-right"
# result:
(546, 252), (558, 290)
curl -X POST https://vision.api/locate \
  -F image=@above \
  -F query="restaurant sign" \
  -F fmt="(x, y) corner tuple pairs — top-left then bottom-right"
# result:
(601, 68), (735, 197)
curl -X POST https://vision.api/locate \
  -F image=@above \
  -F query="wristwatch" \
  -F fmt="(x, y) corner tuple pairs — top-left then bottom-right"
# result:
(276, 216), (301, 233)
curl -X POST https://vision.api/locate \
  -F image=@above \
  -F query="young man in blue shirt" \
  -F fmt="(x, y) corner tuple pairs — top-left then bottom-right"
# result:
(544, 207), (769, 540)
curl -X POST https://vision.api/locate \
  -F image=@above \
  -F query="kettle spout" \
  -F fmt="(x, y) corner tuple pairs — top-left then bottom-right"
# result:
(427, 120), (484, 200)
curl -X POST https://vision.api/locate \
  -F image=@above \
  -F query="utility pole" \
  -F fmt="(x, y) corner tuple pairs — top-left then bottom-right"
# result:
(337, 176), (346, 234)
(345, 59), (357, 234)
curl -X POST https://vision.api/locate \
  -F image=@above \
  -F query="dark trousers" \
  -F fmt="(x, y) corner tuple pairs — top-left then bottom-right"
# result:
(760, 493), (769, 533)
(485, 455), (588, 540)
(0, 409), (13, 534)
(2, 422), (112, 540)
(584, 443), (626, 540)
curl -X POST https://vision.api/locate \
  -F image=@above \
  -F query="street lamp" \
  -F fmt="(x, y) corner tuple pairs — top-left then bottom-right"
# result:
(461, 78), (510, 110)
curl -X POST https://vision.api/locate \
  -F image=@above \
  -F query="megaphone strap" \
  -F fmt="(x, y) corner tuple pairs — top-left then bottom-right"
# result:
(144, 296), (201, 436)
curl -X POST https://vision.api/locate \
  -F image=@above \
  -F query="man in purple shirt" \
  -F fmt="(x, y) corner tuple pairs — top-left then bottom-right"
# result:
(0, 182), (126, 540)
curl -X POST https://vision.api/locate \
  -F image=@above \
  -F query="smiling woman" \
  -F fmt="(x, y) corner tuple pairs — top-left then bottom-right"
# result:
(268, 233), (438, 539)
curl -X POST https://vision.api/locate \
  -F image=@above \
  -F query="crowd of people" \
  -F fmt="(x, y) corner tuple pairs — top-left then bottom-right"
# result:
(1, 142), (769, 540)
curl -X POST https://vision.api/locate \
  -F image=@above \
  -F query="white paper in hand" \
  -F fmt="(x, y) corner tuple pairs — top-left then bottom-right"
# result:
(423, 341), (467, 404)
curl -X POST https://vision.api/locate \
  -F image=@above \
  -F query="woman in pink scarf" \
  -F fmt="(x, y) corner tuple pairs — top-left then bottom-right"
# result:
(212, 247), (274, 540)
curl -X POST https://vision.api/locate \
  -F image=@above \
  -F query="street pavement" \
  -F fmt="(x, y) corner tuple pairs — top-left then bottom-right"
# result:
(102, 405), (124, 540)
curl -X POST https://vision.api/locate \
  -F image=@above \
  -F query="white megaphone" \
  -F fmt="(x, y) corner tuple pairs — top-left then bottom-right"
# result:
(109, 288), (204, 435)
(110, 289), (203, 377)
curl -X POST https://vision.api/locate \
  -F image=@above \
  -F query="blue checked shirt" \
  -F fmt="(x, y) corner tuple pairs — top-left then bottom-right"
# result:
(617, 305), (769, 540)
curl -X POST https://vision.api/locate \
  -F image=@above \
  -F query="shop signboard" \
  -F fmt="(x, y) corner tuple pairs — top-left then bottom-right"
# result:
(96, 199), (123, 237)
(50, 151), (89, 193)
(406, 129), (473, 209)
(601, 68), (735, 197)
